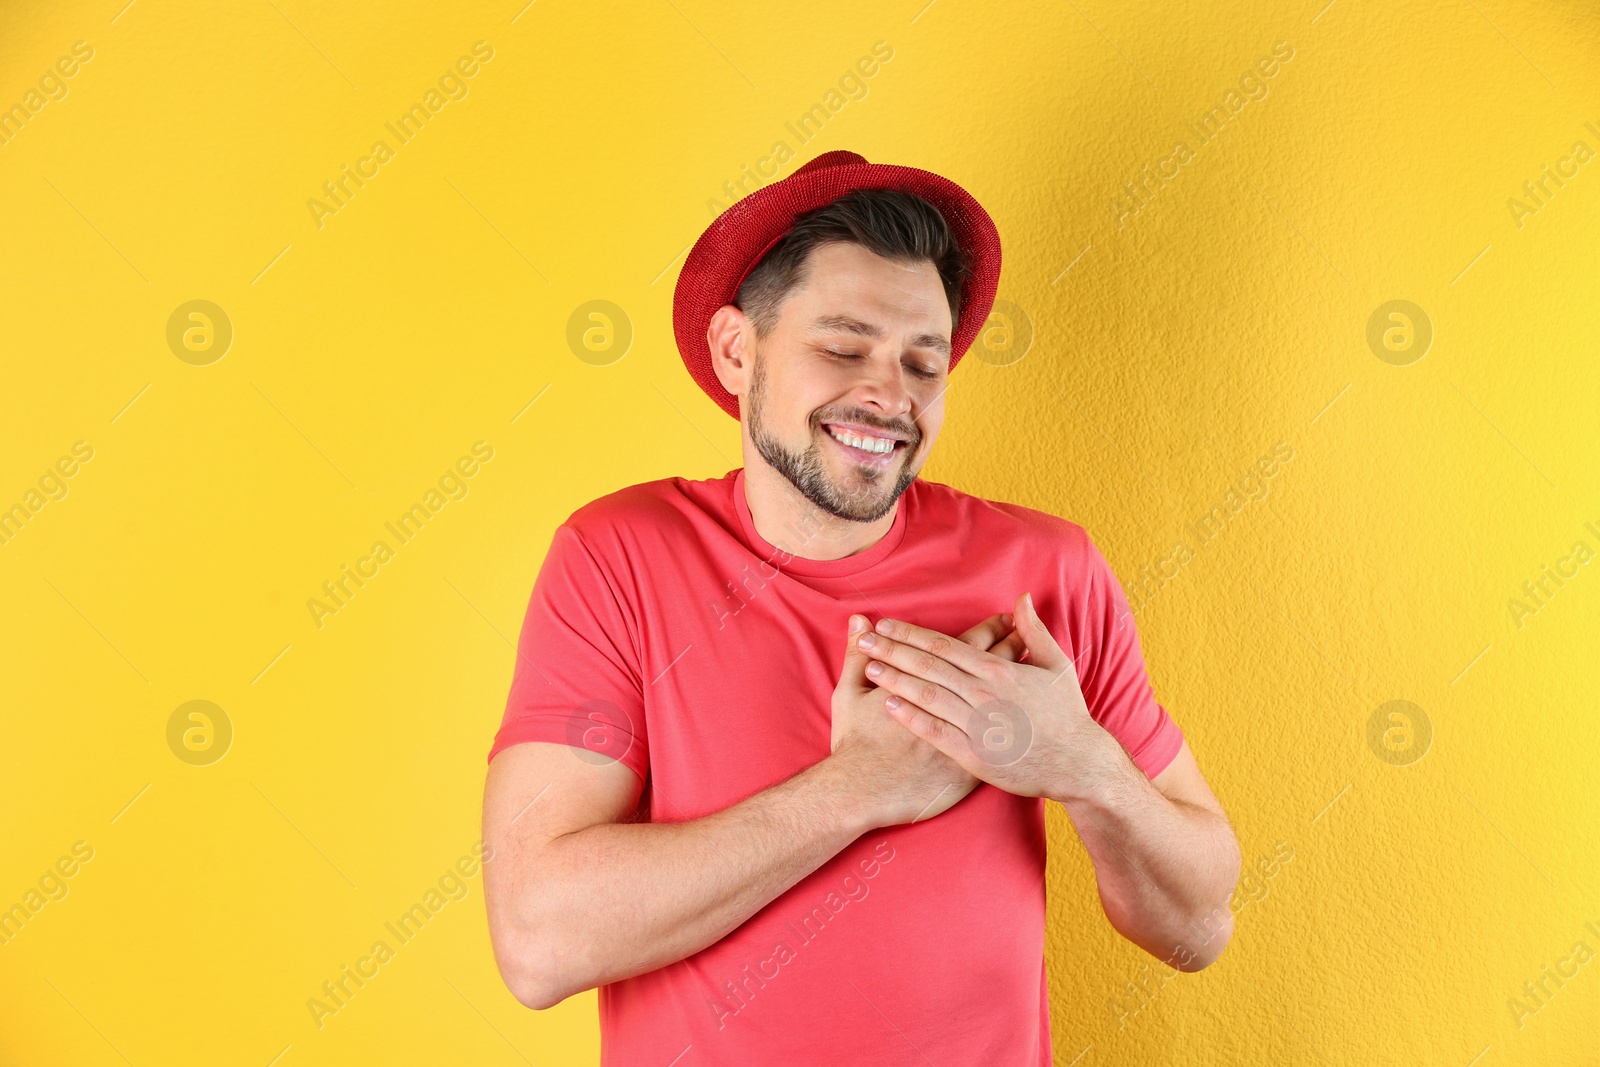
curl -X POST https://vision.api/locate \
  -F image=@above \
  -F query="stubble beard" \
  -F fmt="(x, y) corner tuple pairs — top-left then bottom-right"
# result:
(746, 346), (920, 524)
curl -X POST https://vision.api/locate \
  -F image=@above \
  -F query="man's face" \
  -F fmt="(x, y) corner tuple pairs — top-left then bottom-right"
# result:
(741, 240), (952, 524)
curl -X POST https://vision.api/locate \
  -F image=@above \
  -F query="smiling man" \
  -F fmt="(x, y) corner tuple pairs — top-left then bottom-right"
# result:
(482, 150), (1241, 1066)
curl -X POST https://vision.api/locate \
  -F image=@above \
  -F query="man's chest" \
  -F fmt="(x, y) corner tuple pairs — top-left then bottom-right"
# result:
(625, 547), (1063, 820)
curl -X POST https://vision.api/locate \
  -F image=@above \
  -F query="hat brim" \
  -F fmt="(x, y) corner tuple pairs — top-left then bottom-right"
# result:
(673, 152), (1002, 420)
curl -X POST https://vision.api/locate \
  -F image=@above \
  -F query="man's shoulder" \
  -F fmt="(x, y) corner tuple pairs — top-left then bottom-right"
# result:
(562, 470), (736, 548)
(912, 476), (1092, 552)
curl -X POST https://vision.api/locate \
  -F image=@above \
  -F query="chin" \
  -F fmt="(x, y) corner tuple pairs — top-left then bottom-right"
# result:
(818, 436), (919, 517)
(751, 411), (922, 524)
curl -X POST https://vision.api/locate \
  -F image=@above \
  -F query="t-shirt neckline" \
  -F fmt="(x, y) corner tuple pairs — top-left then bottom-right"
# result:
(731, 467), (910, 578)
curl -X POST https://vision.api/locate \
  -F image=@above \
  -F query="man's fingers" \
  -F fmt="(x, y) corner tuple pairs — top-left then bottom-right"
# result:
(1012, 591), (1071, 673)
(867, 660), (967, 728)
(956, 612), (1013, 651)
(884, 697), (976, 775)
(871, 616), (993, 676)
(958, 612), (1023, 662)
(838, 614), (873, 691)
(859, 630), (975, 702)
(988, 628), (1026, 663)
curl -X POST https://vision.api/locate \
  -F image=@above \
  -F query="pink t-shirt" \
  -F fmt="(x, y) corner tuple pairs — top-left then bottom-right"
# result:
(489, 468), (1183, 1066)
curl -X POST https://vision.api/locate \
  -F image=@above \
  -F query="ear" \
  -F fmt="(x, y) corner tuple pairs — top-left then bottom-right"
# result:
(707, 304), (753, 400)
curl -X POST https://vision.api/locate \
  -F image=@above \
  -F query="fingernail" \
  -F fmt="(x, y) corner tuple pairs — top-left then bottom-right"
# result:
(1024, 593), (1036, 616)
(875, 618), (894, 634)
(866, 661), (884, 677)
(848, 615), (865, 633)
(1000, 613), (1013, 627)
(857, 633), (876, 649)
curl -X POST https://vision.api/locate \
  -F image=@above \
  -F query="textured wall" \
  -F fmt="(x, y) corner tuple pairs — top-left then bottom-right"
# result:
(2, 1), (1597, 1064)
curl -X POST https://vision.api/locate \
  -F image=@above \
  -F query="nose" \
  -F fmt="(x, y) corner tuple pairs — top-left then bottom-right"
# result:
(849, 353), (915, 420)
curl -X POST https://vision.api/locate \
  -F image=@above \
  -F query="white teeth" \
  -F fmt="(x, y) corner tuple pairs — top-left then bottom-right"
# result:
(827, 426), (896, 454)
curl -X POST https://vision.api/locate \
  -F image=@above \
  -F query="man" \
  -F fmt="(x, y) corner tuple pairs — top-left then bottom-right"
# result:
(482, 150), (1241, 1065)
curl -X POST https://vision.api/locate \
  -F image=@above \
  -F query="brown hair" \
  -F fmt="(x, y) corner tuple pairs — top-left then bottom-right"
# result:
(733, 188), (970, 341)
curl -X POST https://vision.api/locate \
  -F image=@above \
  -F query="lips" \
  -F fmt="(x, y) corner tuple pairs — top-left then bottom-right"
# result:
(821, 422), (910, 464)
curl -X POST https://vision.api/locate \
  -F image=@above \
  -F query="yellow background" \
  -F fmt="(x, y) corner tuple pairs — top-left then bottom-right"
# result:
(2, 0), (1597, 1063)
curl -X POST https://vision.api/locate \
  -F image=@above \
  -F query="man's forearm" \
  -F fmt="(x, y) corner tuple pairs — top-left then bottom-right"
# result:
(1055, 738), (1241, 970)
(512, 756), (875, 1007)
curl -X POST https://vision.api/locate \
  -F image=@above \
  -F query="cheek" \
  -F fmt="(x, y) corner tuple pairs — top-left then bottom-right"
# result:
(773, 354), (843, 411)
(782, 396), (833, 444)
(914, 395), (946, 440)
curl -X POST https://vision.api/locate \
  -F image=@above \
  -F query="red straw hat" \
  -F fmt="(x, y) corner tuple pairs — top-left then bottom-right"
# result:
(673, 149), (1002, 420)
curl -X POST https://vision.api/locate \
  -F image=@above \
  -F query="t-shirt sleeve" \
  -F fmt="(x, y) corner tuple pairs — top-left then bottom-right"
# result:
(1070, 531), (1184, 779)
(487, 522), (649, 783)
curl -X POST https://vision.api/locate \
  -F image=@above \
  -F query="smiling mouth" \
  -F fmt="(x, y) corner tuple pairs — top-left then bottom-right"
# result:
(821, 423), (911, 464)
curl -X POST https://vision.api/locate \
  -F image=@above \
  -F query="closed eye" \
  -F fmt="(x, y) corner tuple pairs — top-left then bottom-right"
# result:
(823, 348), (939, 380)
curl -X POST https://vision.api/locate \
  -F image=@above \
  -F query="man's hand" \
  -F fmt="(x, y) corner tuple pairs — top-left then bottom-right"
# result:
(956, 611), (1025, 664)
(845, 603), (1243, 974)
(853, 591), (1127, 804)
(829, 611), (1023, 825)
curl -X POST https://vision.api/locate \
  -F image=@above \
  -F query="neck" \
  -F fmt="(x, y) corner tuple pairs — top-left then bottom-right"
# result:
(740, 454), (898, 561)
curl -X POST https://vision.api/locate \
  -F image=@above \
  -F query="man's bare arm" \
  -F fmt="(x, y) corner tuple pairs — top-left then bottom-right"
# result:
(483, 742), (877, 1009)
(484, 613), (1022, 1009)
(1055, 739), (1241, 971)
(850, 600), (1241, 970)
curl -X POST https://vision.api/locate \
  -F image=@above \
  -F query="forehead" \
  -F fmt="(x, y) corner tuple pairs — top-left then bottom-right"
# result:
(782, 241), (952, 336)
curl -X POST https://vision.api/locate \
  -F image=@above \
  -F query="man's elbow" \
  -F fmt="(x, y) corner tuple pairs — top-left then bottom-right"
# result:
(1171, 858), (1240, 972)
(1176, 839), (1242, 971)
(511, 980), (569, 1012)
(489, 915), (581, 1011)
(1172, 907), (1234, 971)
(503, 963), (566, 1012)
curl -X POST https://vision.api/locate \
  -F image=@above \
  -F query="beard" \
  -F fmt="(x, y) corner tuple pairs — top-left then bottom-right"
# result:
(746, 348), (920, 524)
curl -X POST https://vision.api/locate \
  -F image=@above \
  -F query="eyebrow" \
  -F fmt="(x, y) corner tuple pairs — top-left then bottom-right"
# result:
(806, 314), (951, 360)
